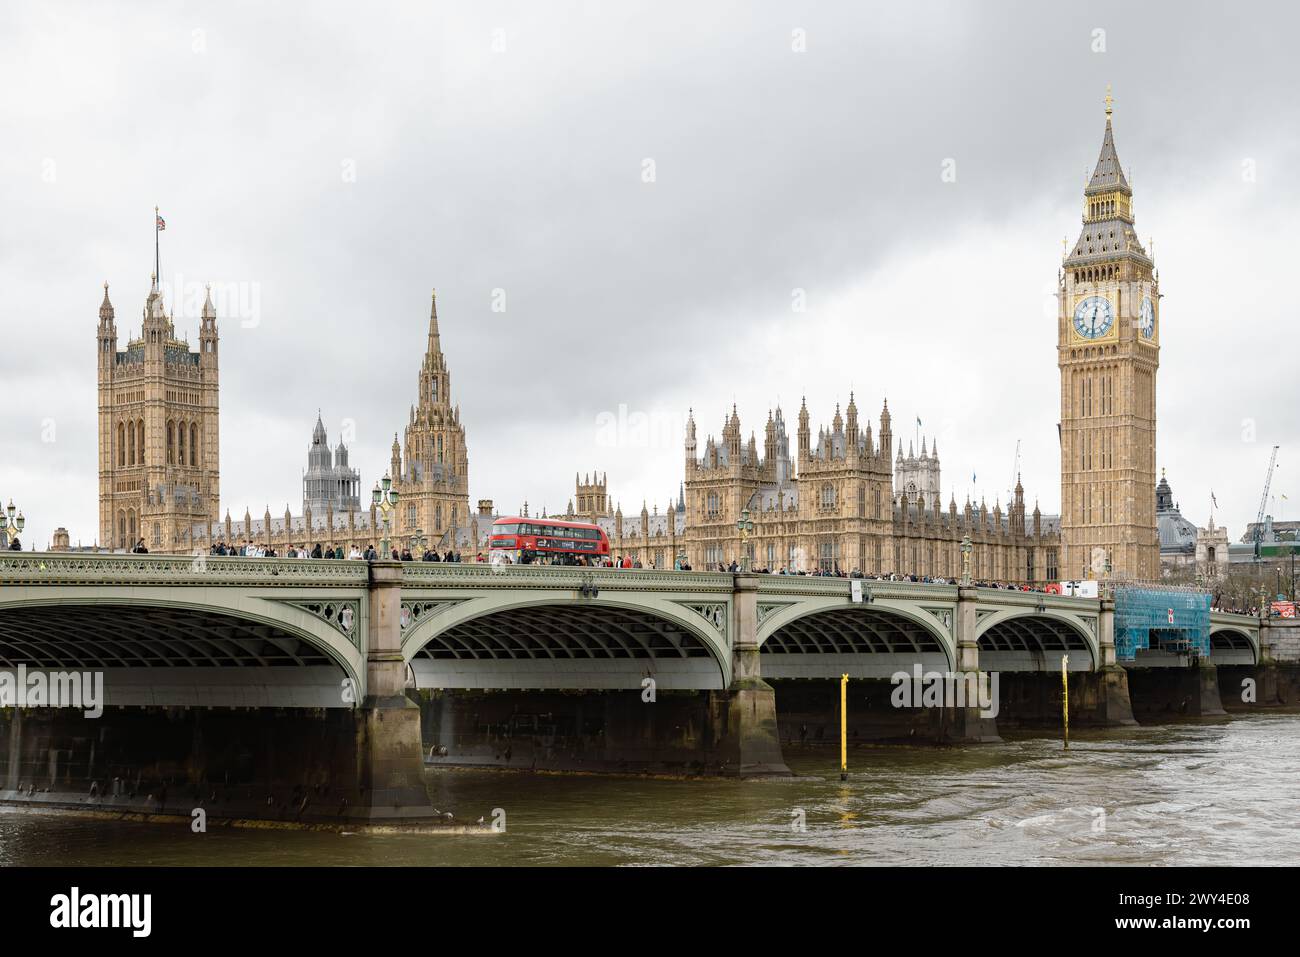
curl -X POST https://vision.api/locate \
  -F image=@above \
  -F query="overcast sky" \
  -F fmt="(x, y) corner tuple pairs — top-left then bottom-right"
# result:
(2, 0), (1297, 550)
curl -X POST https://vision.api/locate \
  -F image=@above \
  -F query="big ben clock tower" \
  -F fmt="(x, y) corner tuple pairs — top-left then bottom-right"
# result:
(1059, 89), (1160, 582)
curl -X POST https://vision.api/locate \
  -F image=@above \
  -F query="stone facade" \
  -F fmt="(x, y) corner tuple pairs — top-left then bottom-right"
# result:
(389, 291), (472, 551)
(678, 397), (1060, 579)
(1058, 101), (1160, 581)
(97, 277), (220, 550)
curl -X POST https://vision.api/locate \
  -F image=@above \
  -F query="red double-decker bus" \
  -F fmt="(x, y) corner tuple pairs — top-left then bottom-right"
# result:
(488, 517), (611, 565)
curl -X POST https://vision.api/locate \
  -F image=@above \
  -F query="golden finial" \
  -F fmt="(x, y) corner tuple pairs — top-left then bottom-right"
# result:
(1104, 84), (1114, 118)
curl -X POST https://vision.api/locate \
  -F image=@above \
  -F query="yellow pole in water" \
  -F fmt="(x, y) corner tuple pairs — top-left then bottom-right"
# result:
(1061, 654), (1069, 751)
(840, 673), (848, 781)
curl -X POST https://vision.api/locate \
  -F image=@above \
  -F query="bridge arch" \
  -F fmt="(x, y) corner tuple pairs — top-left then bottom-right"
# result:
(402, 594), (731, 690)
(0, 590), (364, 708)
(975, 609), (1098, 672)
(757, 599), (956, 679)
(1209, 625), (1258, 665)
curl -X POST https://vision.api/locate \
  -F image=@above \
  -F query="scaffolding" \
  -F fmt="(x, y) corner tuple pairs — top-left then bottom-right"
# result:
(1112, 586), (1211, 661)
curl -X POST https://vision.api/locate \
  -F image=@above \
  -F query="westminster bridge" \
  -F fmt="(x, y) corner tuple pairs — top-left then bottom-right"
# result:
(0, 553), (1275, 823)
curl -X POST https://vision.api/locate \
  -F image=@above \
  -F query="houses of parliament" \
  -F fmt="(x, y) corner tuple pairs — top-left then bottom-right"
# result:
(92, 99), (1161, 581)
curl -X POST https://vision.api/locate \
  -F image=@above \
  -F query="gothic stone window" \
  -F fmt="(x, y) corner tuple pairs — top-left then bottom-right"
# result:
(706, 493), (720, 518)
(818, 540), (835, 571)
(821, 484), (835, 509)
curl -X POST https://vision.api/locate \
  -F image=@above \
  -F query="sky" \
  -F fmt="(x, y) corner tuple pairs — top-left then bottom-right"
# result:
(2, 0), (1298, 550)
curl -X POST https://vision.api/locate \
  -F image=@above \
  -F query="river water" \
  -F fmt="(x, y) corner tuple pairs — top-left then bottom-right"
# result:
(2, 714), (1297, 866)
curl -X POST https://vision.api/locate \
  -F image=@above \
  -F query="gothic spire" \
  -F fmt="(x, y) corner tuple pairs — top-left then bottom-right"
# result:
(428, 288), (441, 347)
(99, 282), (114, 322)
(1087, 86), (1129, 194)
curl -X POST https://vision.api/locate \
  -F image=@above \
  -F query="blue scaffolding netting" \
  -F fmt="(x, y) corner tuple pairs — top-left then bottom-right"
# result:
(1112, 587), (1211, 661)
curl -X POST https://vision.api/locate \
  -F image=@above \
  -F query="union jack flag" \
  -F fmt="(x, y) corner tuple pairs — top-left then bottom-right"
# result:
(156, 214), (166, 231)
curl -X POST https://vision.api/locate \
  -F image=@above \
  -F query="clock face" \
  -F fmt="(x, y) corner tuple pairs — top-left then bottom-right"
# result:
(1073, 296), (1114, 339)
(1139, 297), (1155, 338)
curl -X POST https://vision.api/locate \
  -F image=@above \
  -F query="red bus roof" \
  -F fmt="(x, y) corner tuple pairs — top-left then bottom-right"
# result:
(491, 516), (605, 532)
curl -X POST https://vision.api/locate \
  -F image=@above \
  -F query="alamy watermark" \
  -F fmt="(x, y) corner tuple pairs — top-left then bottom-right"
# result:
(889, 665), (999, 718)
(0, 665), (104, 718)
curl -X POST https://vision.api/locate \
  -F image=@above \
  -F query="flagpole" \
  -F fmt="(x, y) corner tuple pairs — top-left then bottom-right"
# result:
(154, 205), (160, 287)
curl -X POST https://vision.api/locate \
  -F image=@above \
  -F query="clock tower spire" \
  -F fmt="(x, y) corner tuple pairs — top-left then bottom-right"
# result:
(1058, 89), (1160, 582)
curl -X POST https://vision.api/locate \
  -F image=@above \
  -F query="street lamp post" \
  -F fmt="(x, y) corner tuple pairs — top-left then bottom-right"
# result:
(959, 535), (973, 586)
(372, 474), (400, 559)
(736, 507), (754, 573)
(2, 500), (25, 550)
(408, 527), (427, 559)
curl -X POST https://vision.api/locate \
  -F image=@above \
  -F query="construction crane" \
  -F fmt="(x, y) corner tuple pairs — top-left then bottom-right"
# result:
(1254, 445), (1280, 560)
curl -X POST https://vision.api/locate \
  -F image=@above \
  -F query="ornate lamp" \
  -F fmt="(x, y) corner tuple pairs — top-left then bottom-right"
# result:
(736, 507), (754, 573)
(2, 500), (24, 549)
(960, 534), (973, 586)
(372, 474), (399, 558)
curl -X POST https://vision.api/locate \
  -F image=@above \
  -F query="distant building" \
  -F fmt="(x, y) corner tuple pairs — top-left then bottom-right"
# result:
(303, 413), (361, 516)
(1156, 472), (1198, 572)
(1239, 517), (1300, 546)
(896, 437), (941, 507)
(1155, 471), (1233, 583)
(1196, 517), (1230, 582)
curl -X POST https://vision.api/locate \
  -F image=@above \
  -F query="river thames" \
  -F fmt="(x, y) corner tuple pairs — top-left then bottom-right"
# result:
(2, 714), (1296, 867)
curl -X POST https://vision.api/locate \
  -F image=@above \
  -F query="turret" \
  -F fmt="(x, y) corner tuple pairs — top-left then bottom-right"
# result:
(97, 282), (116, 371)
(142, 273), (168, 365)
(723, 405), (742, 461)
(199, 283), (219, 368)
(390, 433), (402, 481)
(685, 409), (697, 473)
(797, 396), (810, 459)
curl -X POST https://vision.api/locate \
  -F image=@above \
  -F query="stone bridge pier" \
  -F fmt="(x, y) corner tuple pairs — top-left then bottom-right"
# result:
(717, 576), (789, 775)
(353, 561), (436, 815)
